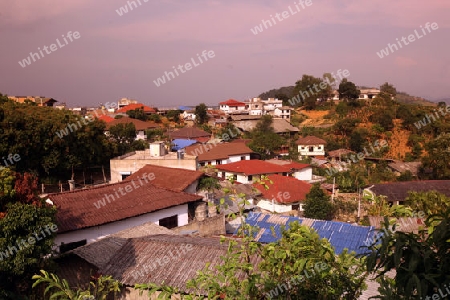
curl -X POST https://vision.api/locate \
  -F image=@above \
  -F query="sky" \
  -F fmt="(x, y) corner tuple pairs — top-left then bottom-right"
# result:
(1, 0), (449, 108)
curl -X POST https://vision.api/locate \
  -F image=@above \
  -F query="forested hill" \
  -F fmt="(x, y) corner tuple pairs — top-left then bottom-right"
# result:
(259, 85), (436, 106)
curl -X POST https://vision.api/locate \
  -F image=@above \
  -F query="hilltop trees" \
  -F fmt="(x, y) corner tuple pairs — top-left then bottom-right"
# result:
(419, 133), (450, 179)
(292, 75), (332, 110)
(338, 78), (360, 106)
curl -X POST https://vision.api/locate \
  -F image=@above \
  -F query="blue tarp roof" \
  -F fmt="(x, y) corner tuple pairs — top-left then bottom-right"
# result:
(178, 106), (193, 111)
(171, 139), (197, 151)
(237, 212), (377, 255)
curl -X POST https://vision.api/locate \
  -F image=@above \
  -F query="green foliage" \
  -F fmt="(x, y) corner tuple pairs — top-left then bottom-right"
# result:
(126, 108), (148, 121)
(303, 183), (334, 220)
(397, 170), (414, 181)
(195, 103), (208, 125)
(197, 176), (220, 192)
(349, 129), (368, 152)
(0, 201), (57, 296)
(32, 270), (121, 300)
(338, 78), (360, 105)
(145, 128), (166, 141)
(148, 113), (161, 123)
(0, 100), (113, 179)
(380, 82), (397, 98)
(108, 123), (137, 155)
(370, 109), (394, 131)
(333, 118), (360, 137)
(248, 115), (284, 159)
(365, 209), (450, 299)
(166, 110), (182, 123)
(292, 75), (331, 110)
(419, 133), (450, 179)
(405, 191), (450, 216)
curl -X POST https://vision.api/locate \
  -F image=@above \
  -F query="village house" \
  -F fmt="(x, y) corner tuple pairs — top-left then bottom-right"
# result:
(253, 174), (312, 213)
(7, 95), (58, 107)
(116, 102), (157, 115)
(219, 99), (247, 113)
(46, 174), (204, 252)
(364, 180), (450, 205)
(184, 142), (253, 167)
(296, 135), (327, 158)
(215, 159), (312, 184)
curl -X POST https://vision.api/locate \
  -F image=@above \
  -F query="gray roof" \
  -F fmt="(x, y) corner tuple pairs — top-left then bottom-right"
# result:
(367, 180), (450, 202)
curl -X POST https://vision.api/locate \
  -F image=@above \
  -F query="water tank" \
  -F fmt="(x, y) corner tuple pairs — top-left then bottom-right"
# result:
(177, 150), (184, 159)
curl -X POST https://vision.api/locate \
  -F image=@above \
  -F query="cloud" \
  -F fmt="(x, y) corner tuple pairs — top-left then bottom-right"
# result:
(395, 56), (418, 67)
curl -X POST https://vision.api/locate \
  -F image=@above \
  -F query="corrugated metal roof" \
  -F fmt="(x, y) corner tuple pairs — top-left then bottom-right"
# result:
(239, 212), (376, 255)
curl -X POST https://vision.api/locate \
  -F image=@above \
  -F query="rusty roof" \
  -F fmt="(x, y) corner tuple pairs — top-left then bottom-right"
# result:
(48, 181), (202, 233)
(169, 127), (211, 139)
(105, 117), (158, 131)
(295, 135), (327, 145)
(124, 165), (204, 192)
(253, 175), (312, 204)
(216, 159), (291, 176)
(368, 180), (450, 202)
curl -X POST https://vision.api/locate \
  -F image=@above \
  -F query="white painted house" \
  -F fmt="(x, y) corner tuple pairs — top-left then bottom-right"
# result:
(296, 136), (327, 158)
(219, 99), (247, 113)
(184, 142), (253, 167)
(47, 179), (203, 252)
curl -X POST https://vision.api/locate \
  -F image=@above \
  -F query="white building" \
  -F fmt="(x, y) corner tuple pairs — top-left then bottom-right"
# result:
(296, 136), (326, 158)
(219, 99), (247, 113)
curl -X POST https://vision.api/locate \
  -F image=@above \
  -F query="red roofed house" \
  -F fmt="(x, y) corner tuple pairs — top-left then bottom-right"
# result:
(265, 159), (313, 181)
(116, 103), (157, 114)
(296, 135), (327, 158)
(253, 175), (312, 213)
(184, 142), (253, 167)
(219, 99), (247, 113)
(46, 178), (203, 252)
(96, 114), (114, 123)
(216, 159), (294, 184)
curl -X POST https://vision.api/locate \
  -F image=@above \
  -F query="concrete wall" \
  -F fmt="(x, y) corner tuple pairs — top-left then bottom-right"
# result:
(171, 214), (225, 236)
(298, 144), (325, 156)
(293, 167), (313, 181)
(110, 156), (197, 183)
(203, 154), (250, 166)
(55, 204), (188, 248)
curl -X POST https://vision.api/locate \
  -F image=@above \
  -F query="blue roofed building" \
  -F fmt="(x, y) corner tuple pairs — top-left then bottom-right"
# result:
(238, 212), (377, 255)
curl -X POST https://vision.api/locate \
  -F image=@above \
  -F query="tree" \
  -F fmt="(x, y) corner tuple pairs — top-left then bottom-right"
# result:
(366, 209), (450, 299)
(195, 103), (208, 125)
(419, 133), (450, 179)
(333, 118), (360, 137)
(148, 113), (161, 123)
(126, 108), (147, 121)
(248, 115), (284, 159)
(32, 270), (121, 300)
(338, 78), (360, 105)
(380, 82), (397, 98)
(166, 110), (182, 123)
(405, 191), (450, 216)
(303, 183), (334, 220)
(349, 128), (368, 152)
(108, 123), (137, 155)
(292, 75), (330, 110)
(0, 170), (57, 297)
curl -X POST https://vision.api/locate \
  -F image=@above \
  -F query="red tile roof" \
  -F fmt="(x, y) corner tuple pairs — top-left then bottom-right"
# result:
(219, 99), (246, 106)
(184, 143), (253, 162)
(265, 159), (311, 170)
(105, 117), (158, 131)
(253, 175), (312, 204)
(215, 160), (291, 175)
(96, 115), (114, 123)
(48, 181), (202, 233)
(296, 135), (327, 145)
(116, 103), (156, 113)
(169, 127), (211, 139)
(124, 165), (204, 192)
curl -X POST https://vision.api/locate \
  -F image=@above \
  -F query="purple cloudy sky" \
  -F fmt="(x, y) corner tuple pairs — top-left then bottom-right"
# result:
(1, 0), (449, 107)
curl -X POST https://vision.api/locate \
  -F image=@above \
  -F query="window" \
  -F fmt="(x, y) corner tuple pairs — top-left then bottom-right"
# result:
(318, 146), (322, 150)
(216, 160), (221, 165)
(282, 172), (287, 176)
(233, 174), (237, 181)
(159, 215), (178, 229)
(241, 156), (246, 161)
(247, 175), (253, 181)
(208, 161), (212, 165)
(200, 162), (205, 167)
(301, 146), (305, 150)
(222, 172), (225, 179)
(121, 174), (130, 180)
(309, 146), (314, 152)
